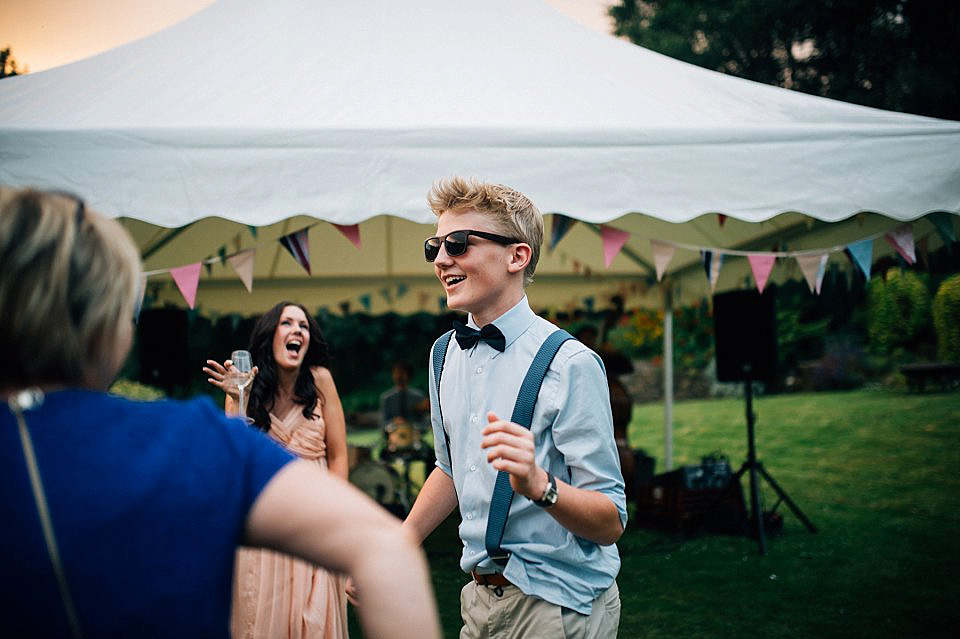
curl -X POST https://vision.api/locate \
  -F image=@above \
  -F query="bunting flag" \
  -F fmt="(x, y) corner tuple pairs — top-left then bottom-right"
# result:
(247, 225), (258, 239)
(396, 283), (409, 298)
(334, 223), (362, 249)
(227, 248), (256, 293)
(796, 253), (829, 294)
(717, 214), (728, 228)
(651, 240), (675, 282)
(417, 291), (429, 309)
(601, 225), (630, 268)
(701, 250), (723, 292)
(170, 262), (202, 309)
(379, 287), (393, 304)
(583, 297), (595, 313)
(217, 246), (227, 265)
(928, 212), (956, 244)
(550, 215), (577, 251)
(339, 301), (351, 315)
(279, 228), (311, 275)
(358, 294), (371, 312)
(884, 224), (916, 265)
(846, 239), (873, 279)
(747, 254), (777, 293)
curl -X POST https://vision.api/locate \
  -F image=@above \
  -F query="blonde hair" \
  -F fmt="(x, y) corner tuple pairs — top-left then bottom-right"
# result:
(0, 188), (142, 389)
(427, 177), (544, 287)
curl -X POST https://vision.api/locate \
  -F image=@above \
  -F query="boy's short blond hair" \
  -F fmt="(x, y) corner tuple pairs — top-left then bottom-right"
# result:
(427, 177), (543, 287)
(0, 188), (142, 389)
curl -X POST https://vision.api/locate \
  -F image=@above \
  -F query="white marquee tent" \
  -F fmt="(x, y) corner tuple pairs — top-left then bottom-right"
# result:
(2, 0), (959, 463)
(1, 0), (957, 227)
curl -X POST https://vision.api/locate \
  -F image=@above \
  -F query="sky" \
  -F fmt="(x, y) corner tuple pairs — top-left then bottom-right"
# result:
(2, 0), (616, 73)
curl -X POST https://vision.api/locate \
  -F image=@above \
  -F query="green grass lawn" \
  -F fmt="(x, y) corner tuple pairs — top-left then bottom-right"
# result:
(348, 388), (960, 638)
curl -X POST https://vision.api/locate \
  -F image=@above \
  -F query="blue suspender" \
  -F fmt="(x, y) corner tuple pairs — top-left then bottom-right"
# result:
(485, 329), (572, 566)
(431, 330), (455, 462)
(431, 328), (574, 568)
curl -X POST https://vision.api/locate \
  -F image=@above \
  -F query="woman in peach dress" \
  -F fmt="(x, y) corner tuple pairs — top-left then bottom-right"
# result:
(205, 302), (349, 639)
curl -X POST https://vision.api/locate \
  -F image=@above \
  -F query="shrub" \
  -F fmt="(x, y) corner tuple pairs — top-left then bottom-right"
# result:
(866, 268), (931, 354)
(607, 302), (714, 373)
(607, 308), (663, 360)
(933, 273), (960, 361)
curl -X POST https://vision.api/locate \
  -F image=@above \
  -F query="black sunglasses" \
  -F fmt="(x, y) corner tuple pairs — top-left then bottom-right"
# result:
(424, 229), (520, 262)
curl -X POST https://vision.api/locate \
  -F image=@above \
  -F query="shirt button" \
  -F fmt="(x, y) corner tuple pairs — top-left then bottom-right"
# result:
(466, 513), (474, 520)
(470, 464), (477, 472)
(476, 367), (483, 374)
(471, 414), (478, 424)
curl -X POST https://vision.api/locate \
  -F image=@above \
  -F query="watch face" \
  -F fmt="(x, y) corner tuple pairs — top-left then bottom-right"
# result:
(544, 487), (558, 504)
(537, 472), (558, 507)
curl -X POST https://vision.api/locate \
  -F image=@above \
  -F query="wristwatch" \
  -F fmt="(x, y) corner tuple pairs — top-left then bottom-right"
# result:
(533, 471), (558, 508)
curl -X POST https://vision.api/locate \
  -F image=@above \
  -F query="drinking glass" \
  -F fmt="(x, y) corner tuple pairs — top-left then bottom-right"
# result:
(228, 349), (254, 420)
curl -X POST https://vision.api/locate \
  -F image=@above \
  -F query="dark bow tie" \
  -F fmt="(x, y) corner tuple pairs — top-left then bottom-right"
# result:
(453, 320), (506, 352)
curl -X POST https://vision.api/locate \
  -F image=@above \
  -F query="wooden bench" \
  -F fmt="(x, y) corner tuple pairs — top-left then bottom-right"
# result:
(900, 362), (960, 392)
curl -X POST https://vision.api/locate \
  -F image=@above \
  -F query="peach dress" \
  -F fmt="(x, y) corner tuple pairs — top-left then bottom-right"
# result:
(230, 406), (348, 639)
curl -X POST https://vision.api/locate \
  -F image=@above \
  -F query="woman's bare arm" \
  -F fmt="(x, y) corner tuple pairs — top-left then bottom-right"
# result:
(245, 459), (440, 639)
(313, 366), (349, 480)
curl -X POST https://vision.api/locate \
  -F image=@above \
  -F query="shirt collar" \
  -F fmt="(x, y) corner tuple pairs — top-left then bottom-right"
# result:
(467, 296), (536, 352)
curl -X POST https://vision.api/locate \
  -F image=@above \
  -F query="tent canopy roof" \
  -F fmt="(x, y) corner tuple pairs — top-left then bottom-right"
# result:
(1, 0), (958, 228)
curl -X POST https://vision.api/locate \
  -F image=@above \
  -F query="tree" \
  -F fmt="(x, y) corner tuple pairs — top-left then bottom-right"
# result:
(609, 0), (960, 120)
(1, 47), (23, 79)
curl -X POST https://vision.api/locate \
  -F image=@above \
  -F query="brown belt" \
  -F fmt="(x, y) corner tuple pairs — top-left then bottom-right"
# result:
(471, 571), (512, 587)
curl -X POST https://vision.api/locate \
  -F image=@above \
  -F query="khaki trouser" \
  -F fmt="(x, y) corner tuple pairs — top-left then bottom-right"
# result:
(459, 580), (620, 639)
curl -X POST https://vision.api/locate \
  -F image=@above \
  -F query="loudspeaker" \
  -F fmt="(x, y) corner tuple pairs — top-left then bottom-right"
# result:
(713, 289), (777, 383)
(137, 307), (189, 391)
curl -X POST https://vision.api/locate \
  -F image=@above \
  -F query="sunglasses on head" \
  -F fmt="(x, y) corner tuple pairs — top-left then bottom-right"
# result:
(424, 229), (520, 262)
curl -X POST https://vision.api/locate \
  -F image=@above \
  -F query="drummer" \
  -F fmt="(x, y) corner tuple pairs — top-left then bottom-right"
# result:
(379, 361), (428, 432)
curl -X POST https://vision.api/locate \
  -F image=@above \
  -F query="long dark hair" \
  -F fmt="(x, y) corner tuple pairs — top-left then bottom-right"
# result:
(246, 302), (330, 432)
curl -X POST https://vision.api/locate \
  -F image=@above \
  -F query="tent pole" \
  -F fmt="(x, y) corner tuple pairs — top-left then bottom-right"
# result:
(662, 279), (674, 471)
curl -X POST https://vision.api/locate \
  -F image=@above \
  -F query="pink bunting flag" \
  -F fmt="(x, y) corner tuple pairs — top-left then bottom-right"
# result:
(170, 262), (202, 309)
(227, 248), (256, 293)
(601, 225), (630, 268)
(747, 254), (776, 293)
(795, 253), (828, 294)
(884, 224), (916, 265)
(717, 214), (727, 228)
(334, 223), (362, 249)
(650, 240), (675, 282)
(279, 228), (312, 275)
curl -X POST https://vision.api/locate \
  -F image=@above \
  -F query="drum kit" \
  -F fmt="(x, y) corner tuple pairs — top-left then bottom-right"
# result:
(348, 416), (434, 517)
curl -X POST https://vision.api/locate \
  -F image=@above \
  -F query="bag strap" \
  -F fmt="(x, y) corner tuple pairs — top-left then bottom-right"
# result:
(485, 329), (573, 567)
(431, 330), (455, 464)
(8, 391), (84, 639)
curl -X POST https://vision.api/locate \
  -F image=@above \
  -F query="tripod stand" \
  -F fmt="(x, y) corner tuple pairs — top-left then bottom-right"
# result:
(731, 375), (817, 554)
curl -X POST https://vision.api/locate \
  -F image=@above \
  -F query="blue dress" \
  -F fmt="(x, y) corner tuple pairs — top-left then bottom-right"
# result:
(0, 389), (293, 638)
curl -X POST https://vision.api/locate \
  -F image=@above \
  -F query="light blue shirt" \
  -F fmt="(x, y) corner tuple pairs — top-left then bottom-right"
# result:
(428, 296), (626, 614)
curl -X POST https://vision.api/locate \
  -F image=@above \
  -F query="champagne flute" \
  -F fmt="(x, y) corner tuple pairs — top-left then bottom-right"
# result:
(229, 350), (254, 420)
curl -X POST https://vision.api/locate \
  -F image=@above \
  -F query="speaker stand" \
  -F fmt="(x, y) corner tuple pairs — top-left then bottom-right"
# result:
(731, 376), (817, 554)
